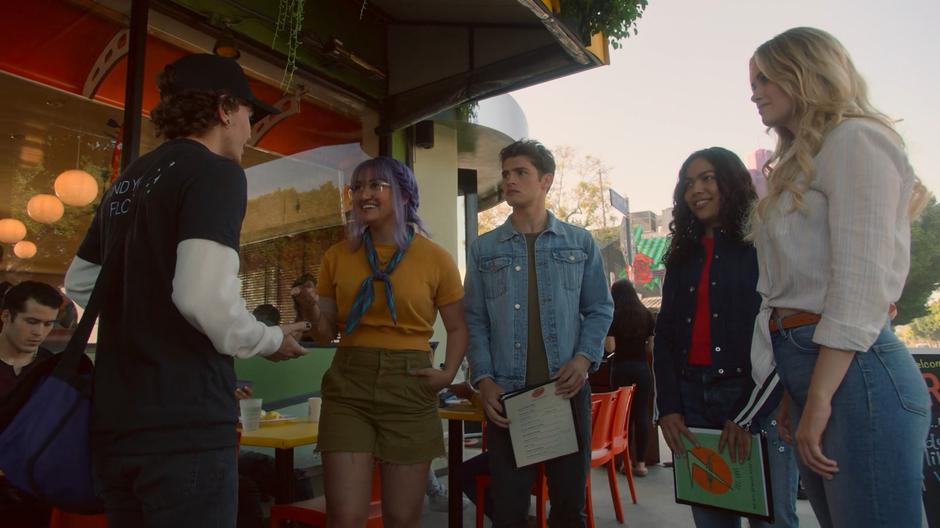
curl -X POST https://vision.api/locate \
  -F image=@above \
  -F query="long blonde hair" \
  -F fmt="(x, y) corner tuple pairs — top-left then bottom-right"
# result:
(749, 27), (927, 229)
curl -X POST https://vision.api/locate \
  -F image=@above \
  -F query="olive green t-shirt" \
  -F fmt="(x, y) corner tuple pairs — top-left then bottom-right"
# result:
(525, 233), (550, 386)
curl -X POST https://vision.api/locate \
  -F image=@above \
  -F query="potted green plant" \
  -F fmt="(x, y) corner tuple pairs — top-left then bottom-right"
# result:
(559, 0), (648, 48)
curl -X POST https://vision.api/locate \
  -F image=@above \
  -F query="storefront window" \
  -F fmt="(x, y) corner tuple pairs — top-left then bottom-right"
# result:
(0, 1), (373, 344)
(238, 143), (369, 325)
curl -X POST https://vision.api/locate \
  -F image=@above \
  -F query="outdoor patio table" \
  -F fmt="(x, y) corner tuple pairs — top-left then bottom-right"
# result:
(438, 403), (485, 528)
(239, 419), (319, 504)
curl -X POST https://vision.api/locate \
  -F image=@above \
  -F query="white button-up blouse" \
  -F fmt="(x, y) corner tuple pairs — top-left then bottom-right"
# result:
(738, 118), (917, 426)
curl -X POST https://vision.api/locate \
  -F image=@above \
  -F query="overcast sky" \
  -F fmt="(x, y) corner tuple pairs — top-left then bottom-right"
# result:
(510, 0), (940, 213)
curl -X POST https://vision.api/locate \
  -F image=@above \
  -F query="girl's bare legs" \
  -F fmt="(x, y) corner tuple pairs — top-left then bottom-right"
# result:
(324, 452), (374, 528)
(380, 461), (432, 528)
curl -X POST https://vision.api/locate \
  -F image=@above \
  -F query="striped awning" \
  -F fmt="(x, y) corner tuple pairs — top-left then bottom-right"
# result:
(633, 225), (669, 269)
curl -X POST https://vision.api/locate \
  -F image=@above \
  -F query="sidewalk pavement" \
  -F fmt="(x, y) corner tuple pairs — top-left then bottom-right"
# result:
(421, 437), (823, 528)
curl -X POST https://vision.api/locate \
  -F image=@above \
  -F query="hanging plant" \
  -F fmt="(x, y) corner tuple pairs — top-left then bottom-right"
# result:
(559, 0), (648, 49)
(272, 0), (306, 92)
(455, 101), (479, 122)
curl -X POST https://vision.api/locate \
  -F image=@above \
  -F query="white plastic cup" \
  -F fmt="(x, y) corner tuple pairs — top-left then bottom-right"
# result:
(240, 398), (263, 432)
(308, 397), (322, 422)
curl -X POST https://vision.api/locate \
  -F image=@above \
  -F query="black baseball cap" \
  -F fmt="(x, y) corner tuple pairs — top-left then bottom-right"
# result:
(162, 54), (281, 124)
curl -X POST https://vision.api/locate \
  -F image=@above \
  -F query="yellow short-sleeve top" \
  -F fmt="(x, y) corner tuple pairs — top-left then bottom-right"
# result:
(316, 234), (464, 351)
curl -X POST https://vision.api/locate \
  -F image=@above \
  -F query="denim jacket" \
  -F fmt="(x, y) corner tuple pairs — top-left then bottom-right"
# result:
(464, 212), (613, 392)
(652, 231), (777, 427)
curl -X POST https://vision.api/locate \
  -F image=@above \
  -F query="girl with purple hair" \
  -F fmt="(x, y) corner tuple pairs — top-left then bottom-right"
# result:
(293, 156), (468, 527)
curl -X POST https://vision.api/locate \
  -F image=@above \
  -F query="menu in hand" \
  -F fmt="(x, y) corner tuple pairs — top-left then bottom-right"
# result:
(500, 381), (580, 468)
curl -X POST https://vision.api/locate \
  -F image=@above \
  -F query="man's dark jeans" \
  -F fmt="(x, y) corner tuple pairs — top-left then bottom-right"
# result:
(486, 384), (592, 528)
(93, 447), (237, 528)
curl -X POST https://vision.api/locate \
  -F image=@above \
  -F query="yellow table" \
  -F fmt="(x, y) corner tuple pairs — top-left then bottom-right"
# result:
(438, 403), (485, 528)
(239, 407), (484, 513)
(239, 419), (319, 504)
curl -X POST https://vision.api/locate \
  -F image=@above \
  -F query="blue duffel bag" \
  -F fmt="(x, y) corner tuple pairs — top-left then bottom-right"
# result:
(0, 222), (120, 513)
(0, 345), (101, 513)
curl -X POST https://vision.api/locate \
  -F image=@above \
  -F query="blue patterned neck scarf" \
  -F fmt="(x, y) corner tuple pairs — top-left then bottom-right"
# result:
(344, 228), (414, 334)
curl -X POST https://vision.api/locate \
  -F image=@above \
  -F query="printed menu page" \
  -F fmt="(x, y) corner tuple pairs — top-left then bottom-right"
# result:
(501, 381), (579, 468)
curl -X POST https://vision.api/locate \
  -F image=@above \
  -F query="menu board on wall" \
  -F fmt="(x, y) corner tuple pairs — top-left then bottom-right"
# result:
(915, 351), (940, 527)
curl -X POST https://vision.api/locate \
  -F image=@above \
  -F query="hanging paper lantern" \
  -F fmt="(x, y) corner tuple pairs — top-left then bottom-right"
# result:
(13, 240), (37, 259)
(54, 169), (99, 206)
(27, 194), (64, 224)
(0, 218), (27, 244)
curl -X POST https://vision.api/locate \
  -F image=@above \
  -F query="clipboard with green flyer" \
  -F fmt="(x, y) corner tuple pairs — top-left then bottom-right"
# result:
(673, 427), (774, 522)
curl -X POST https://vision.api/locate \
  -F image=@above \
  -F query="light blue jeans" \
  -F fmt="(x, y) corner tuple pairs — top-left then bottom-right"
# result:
(772, 323), (930, 528)
(679, 372), (800, 528)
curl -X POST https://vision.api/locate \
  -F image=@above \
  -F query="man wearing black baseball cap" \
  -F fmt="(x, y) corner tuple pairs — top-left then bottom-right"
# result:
(65, 54), (307, 526)
(163, 53), (281, 124)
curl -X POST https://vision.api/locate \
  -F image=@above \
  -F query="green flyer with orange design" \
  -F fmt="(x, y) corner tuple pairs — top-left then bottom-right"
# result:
(673, 427), (773, 522)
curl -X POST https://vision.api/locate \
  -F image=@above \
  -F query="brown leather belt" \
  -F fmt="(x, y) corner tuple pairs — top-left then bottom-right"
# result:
(769, 311), (821, 333)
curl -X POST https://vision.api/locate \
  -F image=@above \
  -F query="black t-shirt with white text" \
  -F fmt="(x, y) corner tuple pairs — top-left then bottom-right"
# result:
(77, 138), (246, 454)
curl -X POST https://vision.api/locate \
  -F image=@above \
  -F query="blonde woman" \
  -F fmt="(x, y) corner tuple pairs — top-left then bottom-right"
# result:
(745, 27), (929, 527)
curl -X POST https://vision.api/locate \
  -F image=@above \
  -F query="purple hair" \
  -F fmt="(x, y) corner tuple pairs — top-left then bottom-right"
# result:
(346, 157), (428, 249)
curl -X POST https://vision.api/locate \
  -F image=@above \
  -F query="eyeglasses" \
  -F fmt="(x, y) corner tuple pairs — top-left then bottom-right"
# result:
(349, 180), (392, 195)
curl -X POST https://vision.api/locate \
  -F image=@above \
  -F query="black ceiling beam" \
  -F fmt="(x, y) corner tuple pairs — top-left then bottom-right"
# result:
(121, 0), (149, 173)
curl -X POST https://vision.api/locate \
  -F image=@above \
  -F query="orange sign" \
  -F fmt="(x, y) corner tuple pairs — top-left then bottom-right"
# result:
(688, 446), (733, 495)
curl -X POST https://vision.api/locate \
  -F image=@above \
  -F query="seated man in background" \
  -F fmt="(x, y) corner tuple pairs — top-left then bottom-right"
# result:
(444, 381), (493, 520)
(0, 281), (62, 397)
(0, 280), (65, 527)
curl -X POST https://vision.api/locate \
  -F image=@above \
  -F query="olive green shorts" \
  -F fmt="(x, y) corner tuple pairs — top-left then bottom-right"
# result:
(316, 347), (444, 464)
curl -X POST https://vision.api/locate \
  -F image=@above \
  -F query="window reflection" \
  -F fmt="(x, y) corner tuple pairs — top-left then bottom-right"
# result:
(238, 143), (369, 328)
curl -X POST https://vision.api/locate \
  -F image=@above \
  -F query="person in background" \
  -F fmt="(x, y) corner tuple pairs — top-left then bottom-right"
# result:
(434, 380), (492, 520)
(0, 281), (62, 397)
(604, 279), (655, 477)
(0, 281), (64, 528)
(252, 304), (281, 327)
(464, 139), (613, 527)
(654, 147), (799, 527)
(746, 27), (929, 527)
(64, 54), (307, 527)
(292, 156), (468, 528)
(291, 274), (320, 343)
(424, 377), (474, 514)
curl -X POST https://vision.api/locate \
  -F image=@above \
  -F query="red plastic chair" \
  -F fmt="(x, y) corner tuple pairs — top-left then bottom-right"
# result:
(269, 463), (383, 527)
(48, 509), (108, 528)
(609, 385), (637, 506)
(585, 390), (619, 528)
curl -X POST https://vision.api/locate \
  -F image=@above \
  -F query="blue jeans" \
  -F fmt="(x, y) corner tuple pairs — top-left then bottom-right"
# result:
(773, 323), (930, 528)
(679, 371), (800, 528)
(93, 447), (237, 528)
(486, 385), (592, 528)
